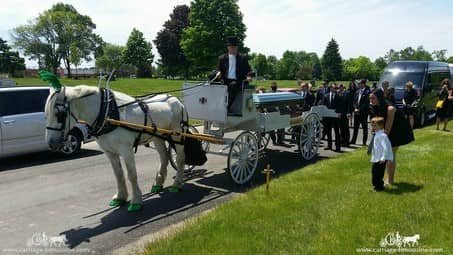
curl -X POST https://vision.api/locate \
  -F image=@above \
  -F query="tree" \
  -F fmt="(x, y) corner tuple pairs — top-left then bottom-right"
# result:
(276, 51), (298, 80)
(296, 64), (312, 80)
(250, 53), (268, 78)
(448, 57), (453, 63)
(181, 0), (248, 74)
(321, 38), (343, 81)
(275, 51), (315, 80)
(309, 53), (322, 80)
(154, 5), (190, 78)
(413, 46), (433, 60)
(384, 49), (400, 63)
(0, 38), (25, 77)
(11, 3), (102, 76)
(432, 49), (448, 62)
(374, 57), (387, 73)
(122, 28), (154, 78)
(266, 55), (278, 79)
(343, 56), (379, 81)
(70, 44), (81, 76)
(95, 43), (124, 73)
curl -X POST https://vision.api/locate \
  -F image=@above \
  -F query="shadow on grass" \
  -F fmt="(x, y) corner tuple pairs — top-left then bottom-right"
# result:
(384, 182), (424, 195)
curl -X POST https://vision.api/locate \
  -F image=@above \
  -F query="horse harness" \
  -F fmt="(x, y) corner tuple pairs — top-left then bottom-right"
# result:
(117, 95), (188, 153)
(48, 87), (186, 152)
(87, 88), (184, 152)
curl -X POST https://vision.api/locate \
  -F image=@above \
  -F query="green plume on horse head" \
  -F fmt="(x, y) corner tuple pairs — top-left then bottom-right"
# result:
(38, 70), (62, 90)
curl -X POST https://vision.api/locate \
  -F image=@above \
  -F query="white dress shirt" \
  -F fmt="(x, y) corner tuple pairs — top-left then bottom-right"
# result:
(358, 88), (364, 103)
(227, 54), (237, 79)
(370, 129), (394, 163)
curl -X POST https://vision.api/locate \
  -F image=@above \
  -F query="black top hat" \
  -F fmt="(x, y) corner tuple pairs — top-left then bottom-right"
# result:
(226, 36), (239, 46)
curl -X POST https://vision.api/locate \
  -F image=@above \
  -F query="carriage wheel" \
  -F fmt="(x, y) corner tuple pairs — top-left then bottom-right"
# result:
(227, 131), (259, 185)
(298, 113), (321, 160)
(168, 125), (200, 172)
(252, 131), (270, 152)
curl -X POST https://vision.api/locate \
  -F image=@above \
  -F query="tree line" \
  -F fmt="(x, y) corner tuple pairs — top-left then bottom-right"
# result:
(2, 0), (453, 80)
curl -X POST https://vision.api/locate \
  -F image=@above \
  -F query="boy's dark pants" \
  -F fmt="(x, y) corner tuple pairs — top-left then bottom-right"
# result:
(371, 161), (386, 190)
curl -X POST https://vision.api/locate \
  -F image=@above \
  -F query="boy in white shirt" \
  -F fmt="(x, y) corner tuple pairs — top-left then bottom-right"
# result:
(368, 117), (394, 191)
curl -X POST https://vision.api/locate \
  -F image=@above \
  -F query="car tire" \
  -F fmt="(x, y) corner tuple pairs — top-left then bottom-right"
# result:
(60, 131), (82, 156)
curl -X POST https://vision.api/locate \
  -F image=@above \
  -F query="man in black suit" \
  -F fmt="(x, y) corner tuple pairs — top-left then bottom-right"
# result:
(317, 80), (330, 141)
(316, 80), (330, 105)
(299, 82), (315, 111)
(350, 79), (370, 146)
(337, 84), (351, 147)
(322, 84), (341, 152)
(215, 36), (252, 112)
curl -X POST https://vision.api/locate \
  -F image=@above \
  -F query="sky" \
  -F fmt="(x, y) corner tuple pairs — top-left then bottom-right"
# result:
(1, 0), (453, 68)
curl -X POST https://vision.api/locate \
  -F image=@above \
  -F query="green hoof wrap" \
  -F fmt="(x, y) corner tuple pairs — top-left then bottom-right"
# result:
(109, 199), (126, 207)
(128, 203), (142, 212)
(169, 186), (182, 193)
(151, 185), (163, 193)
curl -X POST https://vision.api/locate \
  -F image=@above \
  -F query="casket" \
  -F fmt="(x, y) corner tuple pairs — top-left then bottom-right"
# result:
(253, 92), (304, 111)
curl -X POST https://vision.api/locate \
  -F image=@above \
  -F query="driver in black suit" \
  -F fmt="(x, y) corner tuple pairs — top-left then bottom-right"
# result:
(215, 36), (253, 112)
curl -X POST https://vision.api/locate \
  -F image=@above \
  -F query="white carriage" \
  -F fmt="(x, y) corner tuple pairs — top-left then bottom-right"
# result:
(182, 82), (338, 185)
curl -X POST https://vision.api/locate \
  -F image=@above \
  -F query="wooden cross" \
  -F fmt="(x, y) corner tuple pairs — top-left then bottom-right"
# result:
(261, 164), (275, 192)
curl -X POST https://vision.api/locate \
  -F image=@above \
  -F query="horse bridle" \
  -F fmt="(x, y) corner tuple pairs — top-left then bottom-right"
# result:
(46, 87), (95, 141)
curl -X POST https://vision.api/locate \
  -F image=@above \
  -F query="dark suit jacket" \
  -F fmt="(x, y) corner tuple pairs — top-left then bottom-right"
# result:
(300, 91), (315, 111)
(316, 86), (330, 105)
(216, 53), (252, 83)
(353, 87), (370, 115)
(322, 92), (342, 113)
(336, 92), (350, 115)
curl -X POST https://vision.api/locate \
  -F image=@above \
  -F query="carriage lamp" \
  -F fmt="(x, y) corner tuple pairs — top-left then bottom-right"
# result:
(261, 164), (275, 192)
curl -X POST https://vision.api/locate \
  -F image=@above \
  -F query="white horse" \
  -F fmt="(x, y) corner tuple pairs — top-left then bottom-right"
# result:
(402, 234), (420, 247)
(44, 85), (186, 212)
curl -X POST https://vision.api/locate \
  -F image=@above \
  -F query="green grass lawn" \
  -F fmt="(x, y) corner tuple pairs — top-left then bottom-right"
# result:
(13, 77), (189, 97)
(13, 77), (363, 98)
(144, 126), (452, 255)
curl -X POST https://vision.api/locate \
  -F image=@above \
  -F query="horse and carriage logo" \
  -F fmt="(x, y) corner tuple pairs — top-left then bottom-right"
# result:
(28, 232), (68, 248)
(379, 232), (420, 248)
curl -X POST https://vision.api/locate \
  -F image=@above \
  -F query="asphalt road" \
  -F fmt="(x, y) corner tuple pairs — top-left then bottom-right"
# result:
(0, 127), (367, 254)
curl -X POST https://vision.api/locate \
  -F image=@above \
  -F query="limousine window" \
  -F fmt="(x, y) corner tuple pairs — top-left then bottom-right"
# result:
(0, 90), (49, 116)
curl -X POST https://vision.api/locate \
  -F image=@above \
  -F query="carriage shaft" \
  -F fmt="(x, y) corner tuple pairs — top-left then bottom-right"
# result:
(106, 119), (225, 144)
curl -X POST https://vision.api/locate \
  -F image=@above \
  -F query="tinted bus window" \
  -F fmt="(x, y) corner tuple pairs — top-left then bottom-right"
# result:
(379, 72), (425, 89)
(428, 72), (450, 91)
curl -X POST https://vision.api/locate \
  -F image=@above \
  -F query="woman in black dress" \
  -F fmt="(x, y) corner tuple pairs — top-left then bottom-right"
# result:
(370, 89), (414, 185)
(403, 81), (418, 129)
(436, 79), (451, 131)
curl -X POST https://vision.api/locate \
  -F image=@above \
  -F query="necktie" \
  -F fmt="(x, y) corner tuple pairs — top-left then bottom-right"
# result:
(330, 93), (333, 106)
(367, 133), (375, 155)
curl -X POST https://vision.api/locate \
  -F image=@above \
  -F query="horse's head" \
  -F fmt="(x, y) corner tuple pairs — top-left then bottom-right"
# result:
(44, 86), (74, 151)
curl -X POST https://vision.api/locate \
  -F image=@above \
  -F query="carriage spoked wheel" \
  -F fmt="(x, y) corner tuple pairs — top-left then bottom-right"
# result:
(227, 131), (259, 185)
(298, 113), (321, 160)
(168, 125), (201, 172)
(251, 131), (270, 152)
